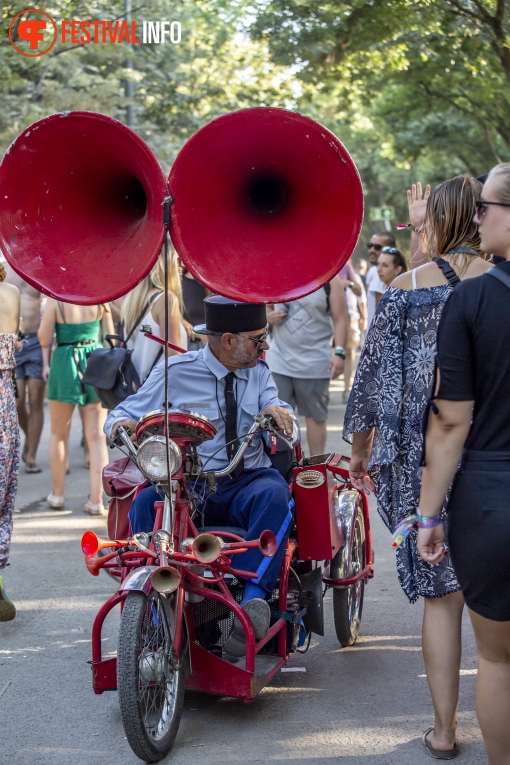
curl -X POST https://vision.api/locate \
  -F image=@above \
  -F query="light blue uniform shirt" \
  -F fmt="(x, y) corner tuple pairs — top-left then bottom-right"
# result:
(104, 344), (299, 472)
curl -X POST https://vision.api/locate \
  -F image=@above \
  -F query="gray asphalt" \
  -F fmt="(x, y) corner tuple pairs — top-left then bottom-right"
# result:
(1, 381), (487, 764)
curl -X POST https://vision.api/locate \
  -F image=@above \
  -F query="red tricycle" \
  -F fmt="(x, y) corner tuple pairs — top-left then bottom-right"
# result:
(82, 409), (374, 762)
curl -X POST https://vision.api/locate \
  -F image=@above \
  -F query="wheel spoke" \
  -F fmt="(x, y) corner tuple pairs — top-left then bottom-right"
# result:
(118, 589), (186, 759)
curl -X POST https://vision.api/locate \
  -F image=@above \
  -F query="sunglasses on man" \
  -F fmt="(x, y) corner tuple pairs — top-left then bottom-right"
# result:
(236, 332), (269, 348)
(367, 242), (383, 251)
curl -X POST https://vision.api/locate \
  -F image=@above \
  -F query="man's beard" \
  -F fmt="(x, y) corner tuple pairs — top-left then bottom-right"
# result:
(232, 343), (258, 366)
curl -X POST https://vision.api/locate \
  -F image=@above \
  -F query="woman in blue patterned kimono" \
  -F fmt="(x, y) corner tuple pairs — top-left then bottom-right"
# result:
(344, 175), (492, 758)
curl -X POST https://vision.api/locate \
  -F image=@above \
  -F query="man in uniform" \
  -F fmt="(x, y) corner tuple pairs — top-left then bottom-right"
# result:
(105, 296), (300, 656)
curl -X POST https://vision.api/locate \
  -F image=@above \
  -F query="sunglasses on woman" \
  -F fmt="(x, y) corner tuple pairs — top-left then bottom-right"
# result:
(475, 200), (510, 219)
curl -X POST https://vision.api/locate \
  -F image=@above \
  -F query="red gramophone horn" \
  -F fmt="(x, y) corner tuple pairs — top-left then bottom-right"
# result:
(0, 108), (362, 305)
(169, 107), (363, 302)
(0, 111), (167, 304)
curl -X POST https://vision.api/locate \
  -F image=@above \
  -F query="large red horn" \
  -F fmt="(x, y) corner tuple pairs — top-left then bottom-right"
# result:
(169, 107), (363, 303)
(0, 108), (363, 305)
(0, 111), (167, 304)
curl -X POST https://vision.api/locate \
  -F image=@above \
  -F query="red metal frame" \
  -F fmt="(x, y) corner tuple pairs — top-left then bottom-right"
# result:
(86, 451), (373, 700)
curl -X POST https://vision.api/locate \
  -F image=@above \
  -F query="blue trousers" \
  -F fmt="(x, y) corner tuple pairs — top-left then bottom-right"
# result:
(129, 468), (294, 593)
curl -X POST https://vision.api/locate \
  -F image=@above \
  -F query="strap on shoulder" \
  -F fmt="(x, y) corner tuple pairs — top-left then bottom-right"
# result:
(124, 293), (160, 343)
(435, 258), (461, 287)
(485, 267), (510, 291)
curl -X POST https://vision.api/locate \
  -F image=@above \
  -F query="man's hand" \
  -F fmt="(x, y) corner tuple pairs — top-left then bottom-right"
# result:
(417, 524), (446, 564)
(266, 308), (287, 326)
(110, 418), (138, 442)
(349, 453), (376, 494)
(261, 406), (294, 436)
(328, 355), (344, 380)
(407, 182), (431, 230)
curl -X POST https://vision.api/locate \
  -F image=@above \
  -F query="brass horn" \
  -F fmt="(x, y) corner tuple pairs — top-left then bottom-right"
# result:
(191, 533), (222, 564)
(151, 566), (181, 594)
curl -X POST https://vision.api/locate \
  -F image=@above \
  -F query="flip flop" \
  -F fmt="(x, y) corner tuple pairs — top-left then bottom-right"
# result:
(24, 462), (42, 474)
(421, 727), (458, 760)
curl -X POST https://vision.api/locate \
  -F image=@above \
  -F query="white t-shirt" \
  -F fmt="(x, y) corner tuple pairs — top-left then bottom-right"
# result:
(365, 265), (387, 326)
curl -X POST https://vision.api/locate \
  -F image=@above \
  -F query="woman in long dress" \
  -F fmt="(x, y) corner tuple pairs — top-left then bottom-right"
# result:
(344, 175), (491, 757)
(0, 263), (21, 621)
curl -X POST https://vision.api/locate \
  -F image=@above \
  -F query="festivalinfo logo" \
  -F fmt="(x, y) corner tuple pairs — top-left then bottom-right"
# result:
(9, 8), (182, 57)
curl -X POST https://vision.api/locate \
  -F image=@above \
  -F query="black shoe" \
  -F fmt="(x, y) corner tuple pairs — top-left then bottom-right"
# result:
(224, 598), (270, 657)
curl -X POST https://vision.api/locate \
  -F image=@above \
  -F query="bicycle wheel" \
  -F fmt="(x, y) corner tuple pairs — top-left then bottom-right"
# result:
(333, 507), (366, 647)
(117, 589), (186, 762)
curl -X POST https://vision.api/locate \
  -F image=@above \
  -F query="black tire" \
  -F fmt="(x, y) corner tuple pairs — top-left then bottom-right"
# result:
(117, 589), (186, 762)
(333, 507), (366, 647)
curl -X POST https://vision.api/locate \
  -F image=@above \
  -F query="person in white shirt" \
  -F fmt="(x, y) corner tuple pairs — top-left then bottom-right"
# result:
(365, 232), (396, 325)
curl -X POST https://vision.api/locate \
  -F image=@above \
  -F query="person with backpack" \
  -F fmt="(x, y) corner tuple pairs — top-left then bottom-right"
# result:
(344, 175), (492, 759)
(265, 280), (348, 456)
(418, 164), (510, 765)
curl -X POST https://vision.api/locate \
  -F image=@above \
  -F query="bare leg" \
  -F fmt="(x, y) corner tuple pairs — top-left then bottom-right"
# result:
(16, 378), (28, 444)
(469, 609), (510, 765)
(422, 590), (464, 751)
(24, 377), (45, 465)
(305, 417), (327, 456)
(81, 403), (108, 506)
(48, 401), (74, 496)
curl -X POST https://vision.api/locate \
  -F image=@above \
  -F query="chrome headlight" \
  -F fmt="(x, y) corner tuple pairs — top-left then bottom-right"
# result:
(136, 436), (182, 482)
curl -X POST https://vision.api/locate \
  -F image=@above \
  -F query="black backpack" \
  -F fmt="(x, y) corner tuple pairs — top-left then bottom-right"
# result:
(82, 293), (161, 410)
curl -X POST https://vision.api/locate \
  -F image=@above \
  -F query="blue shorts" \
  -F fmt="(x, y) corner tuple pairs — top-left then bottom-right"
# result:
(15, 333), (43, 380)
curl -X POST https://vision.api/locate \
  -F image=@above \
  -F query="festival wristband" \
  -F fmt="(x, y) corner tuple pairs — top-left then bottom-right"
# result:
(391, 511), (442, 548)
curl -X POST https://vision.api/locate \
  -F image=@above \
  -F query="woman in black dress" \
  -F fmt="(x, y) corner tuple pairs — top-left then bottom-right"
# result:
(418, 163), (510, 765)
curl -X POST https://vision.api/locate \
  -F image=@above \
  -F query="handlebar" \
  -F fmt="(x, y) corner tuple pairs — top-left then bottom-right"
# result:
(204, 413), (280, 480)
(114, 413), (285, 482)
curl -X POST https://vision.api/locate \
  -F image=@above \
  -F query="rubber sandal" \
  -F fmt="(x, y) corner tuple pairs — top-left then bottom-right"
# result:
(84, 500), (106, 516)
(421, 727), (458, 760)
(0, 575), (16, 622)
(47, 492), (65, 510)
(24, 462), (42, 474)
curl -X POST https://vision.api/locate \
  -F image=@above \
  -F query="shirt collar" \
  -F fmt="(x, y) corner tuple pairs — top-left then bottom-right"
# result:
(202, 343), (248, 381)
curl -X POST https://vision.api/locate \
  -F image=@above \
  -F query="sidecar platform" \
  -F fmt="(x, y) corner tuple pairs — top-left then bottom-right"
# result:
(186, 642), (284, 700)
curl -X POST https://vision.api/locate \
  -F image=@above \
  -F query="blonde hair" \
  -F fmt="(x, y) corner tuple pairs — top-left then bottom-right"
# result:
(420, 174), (483, 277)
(487, 163), (510, 204)
(122, 248), (183, 337)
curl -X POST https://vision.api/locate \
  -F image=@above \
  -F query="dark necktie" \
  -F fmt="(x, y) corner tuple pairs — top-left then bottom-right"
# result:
(225, 372), (244, 477)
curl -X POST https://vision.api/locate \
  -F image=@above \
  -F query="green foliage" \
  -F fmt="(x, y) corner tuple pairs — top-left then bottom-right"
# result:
(0, 0), (295, 169)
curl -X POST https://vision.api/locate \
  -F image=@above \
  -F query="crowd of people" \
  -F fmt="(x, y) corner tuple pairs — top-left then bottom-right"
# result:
(0, 167), (509, 764)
